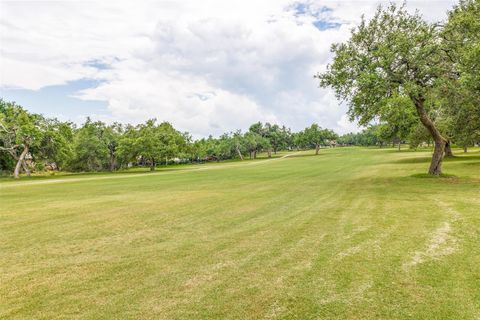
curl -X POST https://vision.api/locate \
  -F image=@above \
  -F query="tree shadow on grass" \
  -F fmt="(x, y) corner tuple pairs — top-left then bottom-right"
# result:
(365, 173), (469, 190)
(394, 154), (480, 164)
(281, 153), (323, 159)
(410, 173), (459, 180)
(463, 161), (480, 166)
(343, 174), (470, 201)
(394, 156), (432, 164)
(444, 155), (480, 162)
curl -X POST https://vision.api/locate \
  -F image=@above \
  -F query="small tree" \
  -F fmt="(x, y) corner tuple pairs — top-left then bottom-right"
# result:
(303, 124), (337, 154)
(0, 100), (44, 178)
(232, 130), (245, 160)
(103, 123), (123, 171)
(117, 124), (138, 168)
(120, 120), (186, 170)
(293, 131), (307, 150)
(69, 118), (109, 171)
(243, 132), (268, 159)
(40, 119), (74, 170)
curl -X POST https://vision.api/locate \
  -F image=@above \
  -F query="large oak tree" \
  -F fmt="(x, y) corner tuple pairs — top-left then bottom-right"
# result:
(317, 4), (455, 175)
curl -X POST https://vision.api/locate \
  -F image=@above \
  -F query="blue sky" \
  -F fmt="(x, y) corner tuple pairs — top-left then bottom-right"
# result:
(0, 0), (455, 137)
(0, 80), (108, 122)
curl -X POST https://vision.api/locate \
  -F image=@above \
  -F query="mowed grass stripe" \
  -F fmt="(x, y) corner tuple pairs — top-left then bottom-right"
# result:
(1, 147), (479, 319)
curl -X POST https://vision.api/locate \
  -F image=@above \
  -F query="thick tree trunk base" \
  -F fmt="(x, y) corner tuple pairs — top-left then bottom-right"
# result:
(444, 141), (454, 157)
(22, 161), (31, 176)
(413, 97), (447, 176)
(236, 147), (244, 160)
(428, 140), (446, 175)
(14, 145), (29, 179)
(110, 156), (116, 172)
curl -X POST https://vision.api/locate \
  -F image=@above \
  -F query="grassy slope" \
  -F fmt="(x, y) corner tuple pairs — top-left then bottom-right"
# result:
(1, 147), (479, 319)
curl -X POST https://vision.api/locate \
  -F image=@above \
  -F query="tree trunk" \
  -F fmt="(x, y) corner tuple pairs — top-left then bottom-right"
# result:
(236, 146), (244, 160)
(463, 145), (468, 153)
(150, 158), (155, 171)
(398, 142), (401, 151)
(315, 145), (320, 155)
(253, 151), (257, 159)
(21, 160), (31, 176)
(413, 97), (447, 175)
(14, 145), (29, 179)
(430, 140), (445, 175)
(267, 149), (272, 158)
(444, 141), (454, 157)
(109, 154), (116, 172)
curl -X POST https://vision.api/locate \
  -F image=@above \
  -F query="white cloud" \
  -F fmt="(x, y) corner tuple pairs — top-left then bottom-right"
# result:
(0, 0), (456, 136)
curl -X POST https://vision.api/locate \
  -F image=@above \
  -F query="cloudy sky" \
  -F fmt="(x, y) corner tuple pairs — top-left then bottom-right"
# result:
(0, 0), (456, 137)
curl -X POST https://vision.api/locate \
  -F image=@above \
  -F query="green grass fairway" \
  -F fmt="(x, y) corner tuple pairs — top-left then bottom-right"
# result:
(1, 148), (480, 319)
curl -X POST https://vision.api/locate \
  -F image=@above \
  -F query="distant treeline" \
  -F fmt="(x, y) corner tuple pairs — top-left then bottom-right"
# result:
(339, 121), (480, 151)
(2, 97), (479, 178)
(339, 125), (432, 149)
(0, 100), (339, 178)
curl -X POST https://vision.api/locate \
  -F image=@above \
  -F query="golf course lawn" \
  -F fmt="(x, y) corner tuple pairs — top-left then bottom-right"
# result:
(1, 147), (479, 319)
